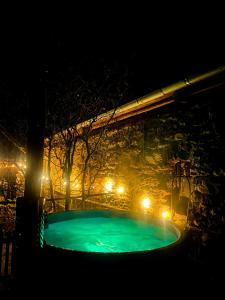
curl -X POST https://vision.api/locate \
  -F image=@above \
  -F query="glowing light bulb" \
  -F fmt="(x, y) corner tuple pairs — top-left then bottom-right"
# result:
(142, 198), (151, 209)
(105, 181), (113, 192)
(162, 210), (171, 219)
(117, 186), (124, 194)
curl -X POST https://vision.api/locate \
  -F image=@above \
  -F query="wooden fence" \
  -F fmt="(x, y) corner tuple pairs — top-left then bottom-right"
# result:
(0, 230), (15, 277)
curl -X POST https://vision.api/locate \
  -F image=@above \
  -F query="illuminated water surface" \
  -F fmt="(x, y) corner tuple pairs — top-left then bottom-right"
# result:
(44, 211), (178, 253)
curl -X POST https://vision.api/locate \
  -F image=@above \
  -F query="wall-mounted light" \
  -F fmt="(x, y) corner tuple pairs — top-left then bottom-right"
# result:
(161, 210), (171, 220)
(117, 186), (124, 194)
(104, 181), (113, 192)
(41, 175), (49, 182)
(141, 197), (151, 209)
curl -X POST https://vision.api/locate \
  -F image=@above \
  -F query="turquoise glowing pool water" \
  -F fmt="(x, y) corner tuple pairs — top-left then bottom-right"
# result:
(44, 210), (179, 253)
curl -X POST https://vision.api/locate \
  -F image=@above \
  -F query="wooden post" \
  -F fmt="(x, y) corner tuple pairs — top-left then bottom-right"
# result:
(14, 73), (46, 286)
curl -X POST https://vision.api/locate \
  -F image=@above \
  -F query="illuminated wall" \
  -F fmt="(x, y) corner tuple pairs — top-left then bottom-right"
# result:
(44, 84), (225, 232)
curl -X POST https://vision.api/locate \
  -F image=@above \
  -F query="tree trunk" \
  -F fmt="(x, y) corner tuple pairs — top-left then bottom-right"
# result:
(49, 178), (55, 210)
(23, 83), (45, 251)
(47, 138), (55, 211)
(81, 157), (89, 209)
(65, 176), (71, 210)
(65, 158), (72, 210)
(15, 76), (46, 286)
(64, 140), (76, 210)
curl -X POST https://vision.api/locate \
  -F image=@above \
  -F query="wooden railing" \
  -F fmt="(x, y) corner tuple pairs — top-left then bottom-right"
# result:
(44, 193), (130, 213)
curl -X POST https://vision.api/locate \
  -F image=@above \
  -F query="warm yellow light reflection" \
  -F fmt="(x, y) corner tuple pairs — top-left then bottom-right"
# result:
(105, 181), (113, 192)
(73, 183), (80, 189)
(117, 186), (124, 194)
(41, 175), (49, 182)
(63, 181), (67, 186)
(142, 198), (151, 209)
(18, 162), (26, 169)
(161, 210), (171, 219)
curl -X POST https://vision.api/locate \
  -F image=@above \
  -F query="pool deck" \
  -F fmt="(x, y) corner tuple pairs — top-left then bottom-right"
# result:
(1, 246), (224, 297)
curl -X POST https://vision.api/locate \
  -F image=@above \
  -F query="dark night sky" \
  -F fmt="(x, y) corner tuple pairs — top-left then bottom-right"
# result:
(0, 13), (224, 149)
(1, 11), (224, 98)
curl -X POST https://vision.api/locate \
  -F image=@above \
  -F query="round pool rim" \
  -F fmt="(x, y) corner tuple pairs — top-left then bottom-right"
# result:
(44, 209), (183, 256)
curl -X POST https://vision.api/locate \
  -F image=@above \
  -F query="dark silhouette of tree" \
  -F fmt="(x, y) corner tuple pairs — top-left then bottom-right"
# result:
(44, 63), (128, 210)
